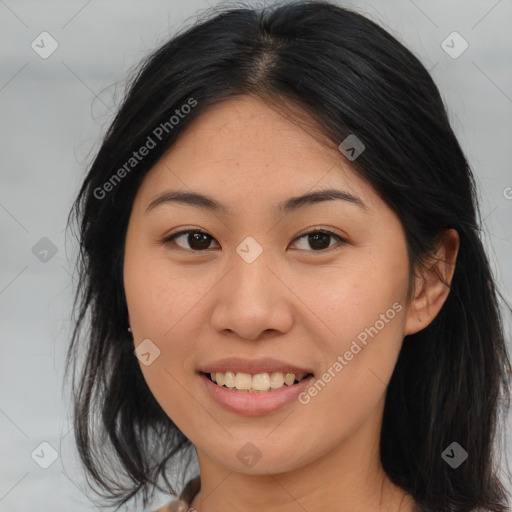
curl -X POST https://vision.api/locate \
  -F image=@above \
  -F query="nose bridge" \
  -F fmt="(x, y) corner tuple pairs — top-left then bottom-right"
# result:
(210, 235), (292, 339)
(230, 234), (276, 305)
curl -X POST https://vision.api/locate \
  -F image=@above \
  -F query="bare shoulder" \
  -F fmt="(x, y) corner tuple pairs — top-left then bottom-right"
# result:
(152, 499), (190, 512)
(152, 475), (200, 511)
(152, 502), (171, 512)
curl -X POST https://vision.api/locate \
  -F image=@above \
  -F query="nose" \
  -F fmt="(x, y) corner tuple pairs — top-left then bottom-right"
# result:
(210, 246), (294, 341)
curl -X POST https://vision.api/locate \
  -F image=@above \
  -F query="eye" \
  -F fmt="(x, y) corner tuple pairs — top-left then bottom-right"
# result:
(291, 229), (345, 251)
(163, 229), (219, 251)
(162, 228), (346, 252)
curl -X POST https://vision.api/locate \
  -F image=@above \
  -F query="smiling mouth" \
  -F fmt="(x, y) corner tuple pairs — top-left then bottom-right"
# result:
(202, 371), (314, 393)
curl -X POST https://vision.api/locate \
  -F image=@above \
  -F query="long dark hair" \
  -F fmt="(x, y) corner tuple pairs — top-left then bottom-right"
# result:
(64, 1), (512, 510)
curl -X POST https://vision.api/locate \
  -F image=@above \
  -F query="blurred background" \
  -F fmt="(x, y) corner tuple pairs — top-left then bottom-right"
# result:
(1, 0), (511, 510)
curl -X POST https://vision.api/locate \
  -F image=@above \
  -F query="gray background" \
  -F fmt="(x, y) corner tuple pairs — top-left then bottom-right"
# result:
(1, 0), (511, 510)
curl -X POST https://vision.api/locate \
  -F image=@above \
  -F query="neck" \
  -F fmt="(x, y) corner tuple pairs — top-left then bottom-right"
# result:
(189, 475), (415, 512)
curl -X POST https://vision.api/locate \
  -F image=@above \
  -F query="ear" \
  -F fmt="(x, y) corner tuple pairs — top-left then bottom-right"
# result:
(404, 228), (460, 336)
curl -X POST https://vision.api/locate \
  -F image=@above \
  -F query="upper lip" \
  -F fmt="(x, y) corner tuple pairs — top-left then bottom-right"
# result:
(198, 357), (314, 375)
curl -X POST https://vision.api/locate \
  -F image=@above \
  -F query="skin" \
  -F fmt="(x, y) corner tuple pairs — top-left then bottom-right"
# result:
(123, 95), (459, 512)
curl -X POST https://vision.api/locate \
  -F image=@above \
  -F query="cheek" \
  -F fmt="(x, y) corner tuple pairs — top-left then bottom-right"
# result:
(300, 246), (408, 413)
(295, 302), (406, 446)
(124, 244), (185, 334)
(124, 255), (196, 424)
(123, 248), (202, 376)
(302, 245), (409, 345)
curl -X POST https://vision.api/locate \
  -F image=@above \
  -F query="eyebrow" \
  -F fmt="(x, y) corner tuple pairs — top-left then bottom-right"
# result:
(145, 188), (370, 216)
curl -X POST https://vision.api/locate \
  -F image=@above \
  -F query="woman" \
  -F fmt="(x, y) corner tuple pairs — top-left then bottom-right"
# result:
(65, 1), (512, 511)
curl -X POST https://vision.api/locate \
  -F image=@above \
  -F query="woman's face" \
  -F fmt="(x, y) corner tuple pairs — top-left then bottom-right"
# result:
(123, 95), (415, 478)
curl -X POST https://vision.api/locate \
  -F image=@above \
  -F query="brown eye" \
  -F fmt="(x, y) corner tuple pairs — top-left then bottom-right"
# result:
(291, 230), (345, 251)
(163, 228), (345, 253)
(164, 230), (219, 251)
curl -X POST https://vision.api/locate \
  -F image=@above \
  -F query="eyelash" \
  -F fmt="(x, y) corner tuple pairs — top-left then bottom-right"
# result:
(162, 227), (346, 253)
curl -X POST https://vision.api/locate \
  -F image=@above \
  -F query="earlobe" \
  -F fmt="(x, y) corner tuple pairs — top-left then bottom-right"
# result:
(404, 229), (460, 336)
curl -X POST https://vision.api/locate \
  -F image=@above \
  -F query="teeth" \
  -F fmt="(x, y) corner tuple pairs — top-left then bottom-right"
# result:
(252, 373), (270, 391)
(208, 371), (308, 392)
(215, 372), (225, 386)
(284, 373), (295, 386)
(270, 372), (285, 388)
(235, 372), (252, 390)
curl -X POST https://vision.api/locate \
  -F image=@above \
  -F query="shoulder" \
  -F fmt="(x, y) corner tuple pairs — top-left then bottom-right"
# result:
(152, 499), (190, 512)
(152, 475), (200, 512)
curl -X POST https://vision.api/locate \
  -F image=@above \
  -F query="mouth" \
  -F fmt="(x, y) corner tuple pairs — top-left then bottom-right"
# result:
(200, 371), (315, 393)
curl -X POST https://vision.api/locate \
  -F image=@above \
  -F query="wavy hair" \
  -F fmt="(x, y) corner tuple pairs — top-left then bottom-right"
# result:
(64, 1), (512, 510)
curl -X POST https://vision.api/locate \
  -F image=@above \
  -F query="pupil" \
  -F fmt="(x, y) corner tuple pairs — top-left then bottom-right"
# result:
(190, 232), (210, 250)
(309, 233), (329, 250)
(188, 232), (331, 251)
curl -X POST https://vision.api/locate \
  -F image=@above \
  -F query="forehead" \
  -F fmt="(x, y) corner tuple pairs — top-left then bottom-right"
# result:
(166, 95), (340, 170)
(134, 95), (377, 214)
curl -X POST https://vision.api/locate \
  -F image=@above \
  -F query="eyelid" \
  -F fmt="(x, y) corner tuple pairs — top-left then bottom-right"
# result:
(162, 226), (347, 252)
(162, 227), (217, 250)
(291, 227), (346, 251)
(294, 225), (346, 241)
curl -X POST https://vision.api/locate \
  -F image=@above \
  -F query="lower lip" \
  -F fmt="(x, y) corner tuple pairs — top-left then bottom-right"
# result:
(198, 372), (314, 416)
